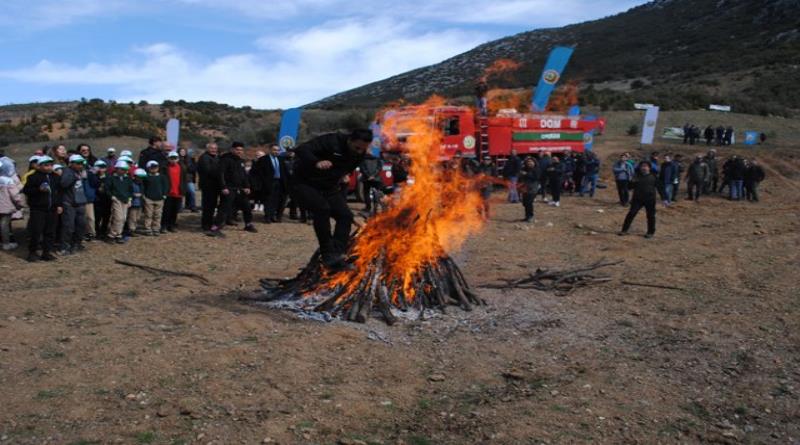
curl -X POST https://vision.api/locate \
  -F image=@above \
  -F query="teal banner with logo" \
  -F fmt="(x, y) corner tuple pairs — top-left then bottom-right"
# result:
(278, 108), (302, 152)
(531, 46), (574, 112)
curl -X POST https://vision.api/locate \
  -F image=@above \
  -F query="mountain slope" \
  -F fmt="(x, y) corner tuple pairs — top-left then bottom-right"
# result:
(310, 0), (800, 116)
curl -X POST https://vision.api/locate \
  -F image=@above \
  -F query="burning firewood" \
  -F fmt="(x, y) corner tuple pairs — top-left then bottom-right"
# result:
(255, 98), (487, 325)
(258, 245), (484, 325)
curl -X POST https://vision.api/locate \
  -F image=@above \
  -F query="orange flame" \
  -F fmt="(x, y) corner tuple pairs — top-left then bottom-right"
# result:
(486, 88), (531, 115)
(480, 59), (522, 82)
(323, 96), (485, 304)
(546, 81), (579, 113)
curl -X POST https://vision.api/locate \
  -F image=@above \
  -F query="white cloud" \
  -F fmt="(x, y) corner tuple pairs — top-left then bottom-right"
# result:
(0, 20), (485, 108)
(0, 0), (130, 29)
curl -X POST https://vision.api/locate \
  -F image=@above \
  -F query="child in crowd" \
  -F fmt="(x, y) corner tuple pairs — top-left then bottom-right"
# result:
(163, 151), (186, 232)
(106, 161), (134, 244)
(22, 156), (61, 261)
(0, 176), (24, 250)
(91, 160), (112, 240)
(142, 160), (168, 236)
(125, 168), (147, 237)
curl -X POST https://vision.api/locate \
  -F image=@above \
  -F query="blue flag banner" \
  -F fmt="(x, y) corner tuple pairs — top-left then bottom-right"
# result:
(583, 132), (594, 152)
(568, 105), (581, 116)
(744, 131), (759, 145)
(531, 46), (574, 112)
(278, 108), (303, 152)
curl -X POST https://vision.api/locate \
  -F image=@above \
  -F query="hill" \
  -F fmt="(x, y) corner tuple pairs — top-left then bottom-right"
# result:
(310, 0), (800, 116)
(0, 99), (377, 150)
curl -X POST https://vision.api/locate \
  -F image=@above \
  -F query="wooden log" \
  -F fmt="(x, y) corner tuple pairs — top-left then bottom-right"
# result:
(377, 284), (397, 325)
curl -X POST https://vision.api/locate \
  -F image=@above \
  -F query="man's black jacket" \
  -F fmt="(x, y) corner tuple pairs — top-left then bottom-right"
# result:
(219, 152), (249, 190)
(138, 146), (167, 170)
(251, 155), (289, 195)
(293, 133), (363, 191)
(197, 152), (221, 190)
(629, 172), (663, 202)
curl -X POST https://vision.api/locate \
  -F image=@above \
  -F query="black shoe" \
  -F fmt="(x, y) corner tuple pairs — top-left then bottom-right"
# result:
(115, 238), (127, 244)
(75, 244), (86, 252)
(289, 213), (298, 220)
(244, 224), (258, 233)
(26, 253), (40, 263)
(167, 227), (176, 233)
(299, 217), (308, 223)
(40, 253), (57, 261)
(205, 230), (225, 238)
(617, 231), (628, 236)
(644, 233), (654, 239)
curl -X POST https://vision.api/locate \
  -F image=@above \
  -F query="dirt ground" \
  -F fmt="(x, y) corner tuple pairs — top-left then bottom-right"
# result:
(1, 138), (799, 445)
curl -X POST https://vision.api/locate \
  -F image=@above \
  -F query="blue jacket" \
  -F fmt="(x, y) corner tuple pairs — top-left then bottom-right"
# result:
(131, 181), (143, 208)
(84, 172), (100, 203)
(612, 161), (634, 181)
(659, 161), (678, 185)
(585, 157), (600, 176)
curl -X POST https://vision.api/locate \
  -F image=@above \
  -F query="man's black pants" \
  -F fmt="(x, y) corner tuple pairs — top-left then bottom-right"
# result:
(265, 180), (286, 221)
(215, 190), (252, 227)
(522, 190), (535, 220)
(615, 179), (630, 205)
(550, 179), (562, 202)
(687, 181), (702, 201)
(622, 198), (656, 235)
(201, 187), (220, 230)
(28, 208), (58, 254)
(291, 183), (353, 255)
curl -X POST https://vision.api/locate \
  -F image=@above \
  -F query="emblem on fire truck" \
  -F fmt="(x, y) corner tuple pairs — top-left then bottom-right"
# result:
(463, 135), (476, 150)
(542, 69), (560, 85)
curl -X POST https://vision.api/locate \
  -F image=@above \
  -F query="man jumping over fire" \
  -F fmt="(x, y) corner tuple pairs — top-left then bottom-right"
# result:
(291, 128), (373, 269)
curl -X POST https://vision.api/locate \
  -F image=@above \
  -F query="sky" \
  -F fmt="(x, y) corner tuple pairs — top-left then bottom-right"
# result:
(0, 0), (649, 109)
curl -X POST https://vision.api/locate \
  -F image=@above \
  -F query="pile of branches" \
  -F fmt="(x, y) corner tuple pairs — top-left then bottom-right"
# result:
(480, 258), (623, 295)
(257, 250), (483, 325)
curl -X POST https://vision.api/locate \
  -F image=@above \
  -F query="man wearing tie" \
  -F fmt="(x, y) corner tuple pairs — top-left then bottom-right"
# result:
(253, 144), (289, 223)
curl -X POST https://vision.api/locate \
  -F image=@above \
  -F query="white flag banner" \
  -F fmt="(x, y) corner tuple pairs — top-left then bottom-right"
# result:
(709, 104), (731, 112)
(166, 118), (180, 148)
(640, 106), (659, 145)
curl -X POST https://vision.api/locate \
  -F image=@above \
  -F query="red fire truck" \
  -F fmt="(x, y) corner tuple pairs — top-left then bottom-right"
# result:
(347, 106), (605, 194)
(380, 106), (605, 160)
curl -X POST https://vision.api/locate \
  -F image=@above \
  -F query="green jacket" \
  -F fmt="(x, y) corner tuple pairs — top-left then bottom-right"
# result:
(105, 174), (134, 203)
(142, 173), (169, 201)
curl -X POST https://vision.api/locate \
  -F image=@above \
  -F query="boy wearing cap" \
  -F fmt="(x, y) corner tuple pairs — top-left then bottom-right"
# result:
(142, 160), (168, 236)
(58, 154), (89, 254)
(90, 160), (112, 239)
(126, 169), (147, 236)
(22, 156), (40, 185)
(163, 151), (186, 232)
(22, 156), (62, 261)
(106, 161), (134, 243)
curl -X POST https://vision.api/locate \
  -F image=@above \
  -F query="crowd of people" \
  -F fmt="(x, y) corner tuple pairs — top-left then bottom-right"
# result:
(681, 123), (759, 146)
(0, 134), (769, 261)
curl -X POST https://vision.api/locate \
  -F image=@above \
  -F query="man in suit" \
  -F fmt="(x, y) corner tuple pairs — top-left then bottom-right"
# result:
(253, 144), (289, 223)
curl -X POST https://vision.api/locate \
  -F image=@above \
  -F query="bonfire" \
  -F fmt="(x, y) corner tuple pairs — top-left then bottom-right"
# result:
(260, 98), (486, 324)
